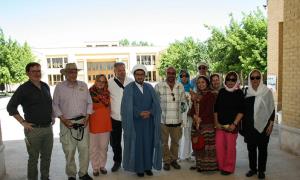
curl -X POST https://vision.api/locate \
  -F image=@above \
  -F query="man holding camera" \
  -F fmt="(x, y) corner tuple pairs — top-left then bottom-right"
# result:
(53, 63), (93, 180)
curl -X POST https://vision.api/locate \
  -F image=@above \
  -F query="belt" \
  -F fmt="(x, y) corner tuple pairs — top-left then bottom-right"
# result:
(164, 123), (182, 127)
(70, 116), (86, 121)
(31, 124), (51, 128)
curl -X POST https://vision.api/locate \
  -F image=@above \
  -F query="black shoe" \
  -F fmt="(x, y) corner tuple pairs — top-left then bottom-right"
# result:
(258, 172), (265, 179)
(145, 170), (153, 176)
(93, 171), (99, 176)
(68, 177), (76, 180)
(170, 160), (181, 169)
(163, 163), (170, 171)
(246, 170), (257, 177)
(190, 165), (197, 170)
(197, 168), (202, 173)
(137, 173), (144, 177)
(79, 174), (93, 180)
(221, 170), (231, 175)
(111, 162), (121, 172)
(100, 168), (107, 174)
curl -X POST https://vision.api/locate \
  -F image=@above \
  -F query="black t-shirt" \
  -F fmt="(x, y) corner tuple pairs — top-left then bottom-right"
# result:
(7, 80), (52, 125)
(214, 88), (245, 125)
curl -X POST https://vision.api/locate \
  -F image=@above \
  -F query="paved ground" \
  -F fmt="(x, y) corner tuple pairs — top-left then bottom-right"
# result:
(1, 96), (300, 180)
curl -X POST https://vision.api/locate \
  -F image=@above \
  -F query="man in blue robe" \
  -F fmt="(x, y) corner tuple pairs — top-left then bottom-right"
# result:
(121, 64), (162, 177)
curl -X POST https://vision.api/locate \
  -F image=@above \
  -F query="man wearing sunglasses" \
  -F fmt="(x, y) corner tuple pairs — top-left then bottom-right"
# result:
(191, 62), (209, 90)
(155, 67), (186, 171)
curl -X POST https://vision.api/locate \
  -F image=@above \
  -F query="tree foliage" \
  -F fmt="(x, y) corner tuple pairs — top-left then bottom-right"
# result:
(158, 37), (209, 77)
(119, 38), (153, 46)
(0, 28), (34, 87)
(206, 8), (267, 77)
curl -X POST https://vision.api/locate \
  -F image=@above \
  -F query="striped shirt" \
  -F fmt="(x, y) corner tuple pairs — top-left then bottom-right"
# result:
(52, 80), (93, 119)
(155, 81), (186, 124)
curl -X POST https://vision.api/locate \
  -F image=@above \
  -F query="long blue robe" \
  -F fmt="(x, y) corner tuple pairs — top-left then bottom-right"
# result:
(121, 82), (162, 172)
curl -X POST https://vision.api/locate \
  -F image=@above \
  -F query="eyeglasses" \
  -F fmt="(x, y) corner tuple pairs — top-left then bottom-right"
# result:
(171, 92), (175, 101)
(250, 76), (261, 80)
(180, 74), (188, 78)
(29, 70), (41, 73)
(96, 80), (107, 83)
(225, 78), (237, 82)
(198, 66), (207, 70)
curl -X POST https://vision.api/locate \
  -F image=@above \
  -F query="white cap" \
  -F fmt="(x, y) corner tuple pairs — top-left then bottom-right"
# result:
(131, 64), (148, 74)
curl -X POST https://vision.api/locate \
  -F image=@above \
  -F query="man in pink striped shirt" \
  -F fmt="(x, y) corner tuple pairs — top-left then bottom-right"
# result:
(53, 63), (93, 180)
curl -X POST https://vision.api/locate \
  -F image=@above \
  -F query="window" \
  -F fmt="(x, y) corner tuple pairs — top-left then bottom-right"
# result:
(47, 58), (51, 68)
(47, 57), (68, 69)
(153, 71), (156, 81)
(137, 56), (140, 64)
(49, 74), (64, 85)
(145, 71), (152, 81)
(152, 55), (156, 65)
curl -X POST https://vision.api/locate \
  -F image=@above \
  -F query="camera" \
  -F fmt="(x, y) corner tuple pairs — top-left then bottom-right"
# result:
(72, 123), (84, 130)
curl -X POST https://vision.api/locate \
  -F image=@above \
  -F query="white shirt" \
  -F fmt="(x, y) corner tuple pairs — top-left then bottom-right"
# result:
(108, 76), (133, 121)
(135, 82), (143, 94)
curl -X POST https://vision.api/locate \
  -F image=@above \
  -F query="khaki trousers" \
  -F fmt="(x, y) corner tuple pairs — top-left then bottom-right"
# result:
(161, 124), (182, 164)
(60, 119), (90, 177)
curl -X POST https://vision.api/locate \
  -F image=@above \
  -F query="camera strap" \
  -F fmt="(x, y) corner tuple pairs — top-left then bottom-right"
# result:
(70, 126), (84, 141)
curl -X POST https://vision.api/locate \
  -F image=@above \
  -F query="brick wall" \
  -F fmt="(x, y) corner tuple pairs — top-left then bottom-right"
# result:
(282, 0), (300, 128)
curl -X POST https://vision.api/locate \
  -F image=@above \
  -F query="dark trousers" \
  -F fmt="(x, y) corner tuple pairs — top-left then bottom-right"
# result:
(110, 118), (122, 163)
(247, 141), (269, 172)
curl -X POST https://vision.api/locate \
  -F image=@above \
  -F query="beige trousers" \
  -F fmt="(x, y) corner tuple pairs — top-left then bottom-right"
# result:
(161, 124), (182, 164)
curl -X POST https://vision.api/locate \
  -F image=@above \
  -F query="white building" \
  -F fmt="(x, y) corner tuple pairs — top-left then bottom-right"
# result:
(32, 42), (166, 86)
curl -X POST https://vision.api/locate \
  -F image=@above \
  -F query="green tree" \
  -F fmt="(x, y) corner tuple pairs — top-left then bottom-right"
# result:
(0, 28), (34, 90)
(119, 39), (153, 46)
(206, 8), (267, 77)
(158, 37), (208, 76)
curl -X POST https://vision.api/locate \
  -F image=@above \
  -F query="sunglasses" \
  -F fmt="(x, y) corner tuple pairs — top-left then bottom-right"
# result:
(250, 76), (261, 80)
(180, 74), (188, 78)
(171, 92), (175, 101)
(198, 66), (207, 70)
(226, 78), (237, 82)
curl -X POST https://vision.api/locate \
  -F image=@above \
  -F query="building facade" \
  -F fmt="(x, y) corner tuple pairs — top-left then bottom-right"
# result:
(268, 0), (300, 155)
(33, 42), (166, 86)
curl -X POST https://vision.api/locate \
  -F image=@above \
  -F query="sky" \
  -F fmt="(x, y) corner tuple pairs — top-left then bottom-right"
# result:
(0, 0), (267, 48)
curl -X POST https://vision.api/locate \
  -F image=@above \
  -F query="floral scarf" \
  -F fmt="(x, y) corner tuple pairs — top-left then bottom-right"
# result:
(89, 85), (110, 106)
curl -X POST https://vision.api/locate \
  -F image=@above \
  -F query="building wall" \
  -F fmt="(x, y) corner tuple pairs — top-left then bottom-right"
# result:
(269, 0), (300, 155)
(267, 0), (284, 111)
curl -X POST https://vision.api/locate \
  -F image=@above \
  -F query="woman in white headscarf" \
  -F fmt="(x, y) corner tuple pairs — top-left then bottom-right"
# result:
(241, 69), (275, 179)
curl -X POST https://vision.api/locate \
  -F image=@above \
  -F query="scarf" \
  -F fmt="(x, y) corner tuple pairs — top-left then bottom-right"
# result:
(89, 85), (110, 106)
(246, 70), (275, 133)
(223, 71), (240, 92)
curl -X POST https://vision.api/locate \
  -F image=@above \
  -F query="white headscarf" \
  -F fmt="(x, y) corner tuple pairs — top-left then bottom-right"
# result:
(247, 69), (275, 133)
(223, 71), (240, 92)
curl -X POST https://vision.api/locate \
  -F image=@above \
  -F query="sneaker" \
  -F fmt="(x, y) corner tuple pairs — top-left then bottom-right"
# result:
(145, 170), (153, 176)
(190, 165), (197, 170)
(245, 170), (257, 177)
(170, 160), (181, 169)
(163, 163), (170, 171)
(79, 174), (93, 180)
(111, 162), (121, 172)
(258, 172), (265, 179)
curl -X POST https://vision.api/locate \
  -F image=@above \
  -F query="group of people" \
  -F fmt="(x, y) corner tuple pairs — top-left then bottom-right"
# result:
(6, 61), (275, 180)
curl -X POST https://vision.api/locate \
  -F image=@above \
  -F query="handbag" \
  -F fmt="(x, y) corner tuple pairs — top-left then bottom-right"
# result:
(191, 134), (205, 151)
